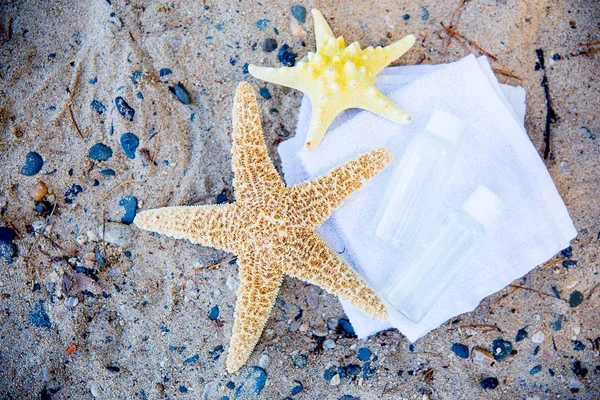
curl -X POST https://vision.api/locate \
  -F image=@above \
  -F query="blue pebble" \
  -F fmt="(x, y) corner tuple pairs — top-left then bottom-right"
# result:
(263, 38), (277, 52)
(120, 133), (139, 159)
(89, 77), (98, 84)
(569, 290), (583, 307)
(169, 83), (192, 105)
(290, 380), (303, 395)
(89, 143), (113, 161)
(256, 19), (270, 31)
(561, 246), (573, 258)
(492, 339), (512, 362)
(259, 87), (271, 99)
(209, 305), (220, 320)
(226, 381), (235, 389)
(216, 192), (229, 204)
(242, 63), (249, 74)
(362, 362), (374, 379)
(339, 396), (357, 400)
(562, 260), (577, 268)
(0, 241), (17, 263)
(159, 68), (172, 78)
(179, 385), (188, 393)
(21, 152), (44, 176)
(235, 366), (267, 398)
(119, 196), (138, 225)
(550, 313), (563, 331)
(64, 184), (83, 204)
(215, 23), (224, 31)
(184, 354), (199, 365)
(209, 345), (224, 360)
(337, 366), (347, 378)
(100, 169), (116, 176)
(480, 377), (498, 389)
(346, 364), (361, 376)
(451, 343), (469, 359)
(137, 92), (143, 100)
(573, 340), (585, 351)
(131, 70), (143, 83)
(0, 227), (16, 242)
(91, 100), (106, 115)
(421, 7), (430, 20)
(403, 14), (410, 21)
(293, 354), (307, 369)
(115, 97), (135, 121)
(515, 327), (528, 342)
(357, 347), (371, 361)
(337, 319), (355, 336)
(28, 301), (52, 328)
(323, 366), (337, 381)
(278, 44), (297, 67)
(291, 6), (306, 23)
(529, 365), (542, 375)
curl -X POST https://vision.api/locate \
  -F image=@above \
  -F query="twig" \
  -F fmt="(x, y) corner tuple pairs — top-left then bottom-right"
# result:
(148, 131), (160, 175)
(442, 0), (468, 55)
(578, 41), (600, 47)
(509, 284), (567, 302)
(492, 67), (522, 80)
(102, 209), (106, 260)
(536, 49), (557, 160)
(5, 220), (22, 239)
(68, 104), (85, 140)
(25, 203), (57, 258)
(100, 179), (145, 203)
(587, 282), (600, 301)
(441, 23), (498, 61)
(571, 48), (600, 57)
(492, 287), (518, 305)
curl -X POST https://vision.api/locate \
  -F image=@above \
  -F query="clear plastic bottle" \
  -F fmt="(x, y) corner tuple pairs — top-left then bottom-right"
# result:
(373, 110), (465, 253)
(380, 185), (504, 322)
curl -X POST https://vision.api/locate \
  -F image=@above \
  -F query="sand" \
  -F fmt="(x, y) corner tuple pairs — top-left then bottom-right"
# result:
(0, 0), (598, 398)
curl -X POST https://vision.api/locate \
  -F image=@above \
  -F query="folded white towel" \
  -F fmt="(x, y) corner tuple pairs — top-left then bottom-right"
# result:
(278, 55), (577, 341)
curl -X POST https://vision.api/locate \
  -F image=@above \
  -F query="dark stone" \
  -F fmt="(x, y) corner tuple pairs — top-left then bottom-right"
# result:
(339, 396), (356, 400)
(28, 301), (51, 328)
(552, 53), (561, 61)
(179, 385), (187, 393)
(35, 201), (53, 215)
(209, 345), (224, 360)
(91, 100), (106, 115)
(357, 347), (371, 361)
(362, 362), (374, 379)
(324, 366), (337, 381)
(235, 366), (267, 398)
(346, 364), (361, 376)
(337, 319), (356, 337)
(278, 44), (297, 67)
(515, 327), (528, 342)
(291, 5), (307, 23)
(21, 152), (44, 176)
(263, 38), (277, 52)
(337, 366), (347, 378)
(569, 290), (583, 307)
(115, 97), (135, 121)
(169, 83), (192, 105)
(572, 340), (585, 351)
(403, 14), (410, 21)
(209, 305), (220, 320)
(290, 380), (303, 395)
(421, 7), (430, 20)
(533, 345), (539, 356)
(0, 227), (17, 242)
(530, 365), (542, 375)
(119, 196), (137, 225)
(550, 314), (563, 331)
(561, 246), (572, 258)
(183, 354), (199, 365)
(89, 77), (98, 84)
(226, 381), (235, 389)
(120, 133), (139, 159)
(89, 143), (113, 161)
(562, 260), (577, 268)
(159, 68), (173, 78)
(256, 19), (269, 31)
(293, 354), (307, 369)
(480, 377), (499, 389)
(64, 184), (83, 204)
(0, 241), (17, 263)
(492, 339), (512, 362)
(259, 87), (271, 99)
(572, 361), (588, 378)
(216, 191), (229, 204)
(242, 63), (249, 74)
(451, 343), (469, 359)
(131, 70), (143, 83)
(100, 169), (116, 176)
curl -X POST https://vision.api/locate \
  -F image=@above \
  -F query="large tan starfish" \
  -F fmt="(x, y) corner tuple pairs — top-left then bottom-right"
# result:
(134, 82), (390, 373)
(249, 8), (415, 150)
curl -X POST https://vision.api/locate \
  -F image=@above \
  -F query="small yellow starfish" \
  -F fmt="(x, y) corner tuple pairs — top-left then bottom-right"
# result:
(249, 8), (415, 150)
(134, 82), (391, 373)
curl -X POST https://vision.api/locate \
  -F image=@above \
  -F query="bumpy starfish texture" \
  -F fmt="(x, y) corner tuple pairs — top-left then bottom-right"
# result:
(249, 8), (415, 150)
(134, 82), (391, 373)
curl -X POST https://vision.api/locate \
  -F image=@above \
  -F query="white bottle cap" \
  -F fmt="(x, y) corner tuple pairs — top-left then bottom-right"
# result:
(462, 185), (504, 231)
(425, 110), (464, 144)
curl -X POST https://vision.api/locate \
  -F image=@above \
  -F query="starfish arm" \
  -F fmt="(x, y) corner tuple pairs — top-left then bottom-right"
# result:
(286, 148), (392, 227)
(356, 87), (412, 124)
(248, 64), (308, 92)
(226, 253), (283, 373)
(134, 204), (237, 253)
(232, 82), (284, 202)
(368, 34), (416, 72)
(304, 98), (344, 150)
(283, 231), (387, 320)
(311, 8), (335, 52)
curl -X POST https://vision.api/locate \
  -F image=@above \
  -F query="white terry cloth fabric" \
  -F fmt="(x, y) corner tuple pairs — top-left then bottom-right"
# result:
(278, 55), (577, 342)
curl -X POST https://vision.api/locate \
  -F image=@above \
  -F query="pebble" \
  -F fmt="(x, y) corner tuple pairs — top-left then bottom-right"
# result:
(289, 320), (301, 332)
(120, 133), (139, 159)
(293, 354), (307, 369)
(29, 181), (48, 201)
(572, 361), (588, 378)
(322, 339), (336, 349)
(90, 100), (106, 115)
(0, 227), (16, 242)
(262, 38), (277, 52)
(184, 354), (199, 365)
(28, 301), (52, 328)
(515, 327), (528, 342)
(64, 297), (79, 307)
(298, 321), (310, 332)
(90, 385), (101, 397)
(35, 201), (52, 216)
(100, 169), (116, 176)
(550, 313), (563, 331)
(21, 152), (44, 176)
(291, 5), (306, 23)
(100, 222), (133, 247)
(329, 374), (340, 386)
(304, 285), (320, 309)
(346, 364), (361, 376)
(201, 381), (218, 400)
(0, 241), (17, 263)
(259, 87), (271, 99)
(480, 377), (498, 389)
(278, 44), (297, 67)
(226, 275), (240, 293)
(169, 83), (192, 104)
(290, 19), (306, 36)
(159, 68), (173, 78)
(65, 184), (83, 204)
(32, 220), (45, 232)
(472, 346), (494, 366)
(258, 353), (270, 369)
(209, 305), (220, 320)
(561, 246), (573, 258)
(327, 318), (337, 330)
(530, 365), (542, 375)
(290, 381), (303, 395)
(235, 366), (267, 398)
(572, 340), (585, 350)
(77, 234), (89, 246)
(569, 290), (583, 307)
(337, 319), (356, 337)
(89, 143), (113, 161)
(492, 339), (513, 362)
(256, 19), (269, 31)
(531, 331), (545, 343)
(119, 196), (138, 225)
(357, 347), (371, 361)
(216, 191), (229, 204)
(115, 97), (135, 121)
(451, 343), (469, 359)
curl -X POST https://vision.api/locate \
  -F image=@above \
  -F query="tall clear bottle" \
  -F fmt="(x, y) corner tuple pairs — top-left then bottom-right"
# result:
(380, 185), (504, 322)
(373, 110), (465, 253)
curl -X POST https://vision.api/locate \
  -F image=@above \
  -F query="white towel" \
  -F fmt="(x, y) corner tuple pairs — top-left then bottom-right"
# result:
(278, 55), (577, 342)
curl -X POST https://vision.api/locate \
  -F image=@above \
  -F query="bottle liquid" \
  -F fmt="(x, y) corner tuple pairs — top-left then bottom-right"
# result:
(380, 185), (504, 322)
(373, 110), (465, 253)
